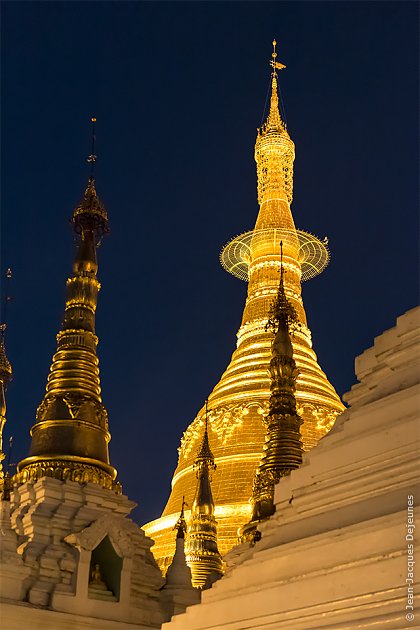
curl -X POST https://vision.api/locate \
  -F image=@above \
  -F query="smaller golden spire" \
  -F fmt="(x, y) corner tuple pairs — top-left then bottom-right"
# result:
(240, 245), (303, 543)
(186, 401), (223, 588)
(174, 497), (187, 539)
(0, 269), (13, 490)
(191, 402), (216, 513)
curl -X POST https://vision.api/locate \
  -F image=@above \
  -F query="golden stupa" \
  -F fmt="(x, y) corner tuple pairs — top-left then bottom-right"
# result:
(144, 42), (344, 573)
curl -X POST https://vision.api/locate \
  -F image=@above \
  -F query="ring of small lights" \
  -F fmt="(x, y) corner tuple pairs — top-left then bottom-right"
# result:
(220, 228), (330, 282)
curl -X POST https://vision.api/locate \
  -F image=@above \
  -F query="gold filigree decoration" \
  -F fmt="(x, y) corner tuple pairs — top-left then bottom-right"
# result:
(35, 395), (108, 430)
(179, 402), (267, 460)
(313, 407), (340, 432)
(296, 403), (340, 433)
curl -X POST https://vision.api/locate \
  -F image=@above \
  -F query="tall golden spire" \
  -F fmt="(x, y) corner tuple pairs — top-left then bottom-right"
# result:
(241, 243), (303, 542)
(144, 42), (344, 575)
(0, 269), (13, 490)
(185, 402), (223, 588)
(16, 119), (119, 492)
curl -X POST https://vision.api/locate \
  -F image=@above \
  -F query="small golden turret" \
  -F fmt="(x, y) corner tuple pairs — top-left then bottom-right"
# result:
(174, 497), (187, 540)
(241, 242), (303, 542)
(185, 403), (223, 588)
(16, 120), (119, 492)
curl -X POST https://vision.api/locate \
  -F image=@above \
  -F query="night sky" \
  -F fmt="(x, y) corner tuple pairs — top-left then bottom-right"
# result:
(1, 2), (418, 524)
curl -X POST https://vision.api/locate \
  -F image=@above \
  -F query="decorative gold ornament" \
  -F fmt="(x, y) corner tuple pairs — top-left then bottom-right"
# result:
(144, 44), (344, 573)
(220, 228), (329, 282)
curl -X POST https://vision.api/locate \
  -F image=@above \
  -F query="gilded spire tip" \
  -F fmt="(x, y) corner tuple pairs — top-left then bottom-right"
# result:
(269, 39), (286, 73)
(72, 117), (109, 239)
(258, 40), (287, 134)
(195, 400), (215, 468)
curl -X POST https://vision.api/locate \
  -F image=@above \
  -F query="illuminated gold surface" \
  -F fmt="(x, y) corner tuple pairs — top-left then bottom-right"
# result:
(144, 51), (345, 572)
(185, 413), (223, 588)
(16, 178), (120, 492)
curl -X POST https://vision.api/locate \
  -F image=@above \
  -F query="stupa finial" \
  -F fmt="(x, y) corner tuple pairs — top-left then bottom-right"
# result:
(269, 39), (286, 75)
(73, 117), (109, 240)
(265, 39), (286, 132)
(87, 115), (97, 181)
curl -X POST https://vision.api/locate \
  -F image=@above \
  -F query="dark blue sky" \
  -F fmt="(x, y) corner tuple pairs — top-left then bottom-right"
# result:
(2, 2), (418, 524)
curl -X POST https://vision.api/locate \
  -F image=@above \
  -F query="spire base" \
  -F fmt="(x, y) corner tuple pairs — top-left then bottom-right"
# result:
(15, 455), (120, 493)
